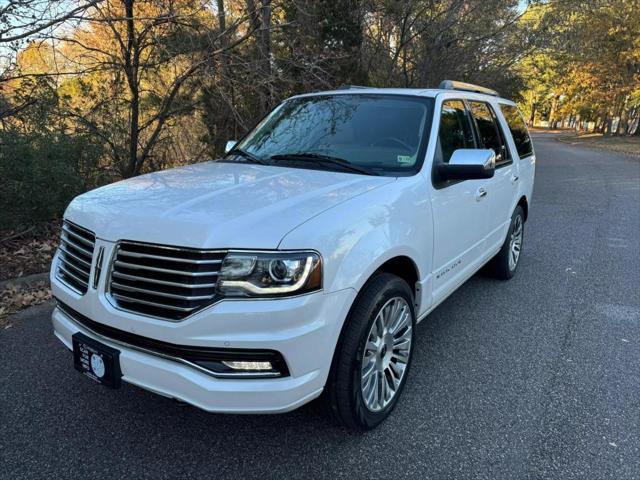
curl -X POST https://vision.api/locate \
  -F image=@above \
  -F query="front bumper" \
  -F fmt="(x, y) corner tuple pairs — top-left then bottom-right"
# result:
(51, 250), (356, 413)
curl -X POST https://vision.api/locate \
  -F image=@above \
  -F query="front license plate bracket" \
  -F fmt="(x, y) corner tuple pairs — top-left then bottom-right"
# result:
(72, 332), (122, 389)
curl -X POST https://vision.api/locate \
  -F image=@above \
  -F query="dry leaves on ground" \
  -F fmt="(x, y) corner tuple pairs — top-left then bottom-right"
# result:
(0, 282), (52, 328)
(0, 221), (60, 282)
(558, 133), (640, 156)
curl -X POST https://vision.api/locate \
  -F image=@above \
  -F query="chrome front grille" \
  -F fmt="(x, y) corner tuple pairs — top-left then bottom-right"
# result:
(108, 242), (226, 321)
(57, 221), (96, 294)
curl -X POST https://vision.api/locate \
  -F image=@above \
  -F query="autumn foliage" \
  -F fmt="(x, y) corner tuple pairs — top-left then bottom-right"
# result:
(0, 0), (638, 230)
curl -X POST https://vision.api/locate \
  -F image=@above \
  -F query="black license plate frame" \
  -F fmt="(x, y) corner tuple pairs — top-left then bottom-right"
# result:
(72, 332), (122, 389)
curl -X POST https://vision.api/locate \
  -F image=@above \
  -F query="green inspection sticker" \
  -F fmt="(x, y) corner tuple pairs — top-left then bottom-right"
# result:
(397, 155), (412, 164)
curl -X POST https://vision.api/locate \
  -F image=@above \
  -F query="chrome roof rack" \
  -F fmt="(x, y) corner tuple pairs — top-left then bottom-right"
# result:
(438, 80), (499, 97)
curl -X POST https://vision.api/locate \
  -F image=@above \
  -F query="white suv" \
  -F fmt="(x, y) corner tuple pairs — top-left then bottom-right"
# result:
(51, 81), (535, 430)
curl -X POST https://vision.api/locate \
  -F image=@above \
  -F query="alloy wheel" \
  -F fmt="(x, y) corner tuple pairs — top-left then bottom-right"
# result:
(509, 214), (523, 270)
(360, 297), (413, 412)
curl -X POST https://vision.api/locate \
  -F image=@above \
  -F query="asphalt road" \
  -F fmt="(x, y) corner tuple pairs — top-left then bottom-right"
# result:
(1, 134), (639, 480)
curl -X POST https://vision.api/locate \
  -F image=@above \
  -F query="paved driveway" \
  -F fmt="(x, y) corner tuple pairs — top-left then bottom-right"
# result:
(1, 134), (639, 479)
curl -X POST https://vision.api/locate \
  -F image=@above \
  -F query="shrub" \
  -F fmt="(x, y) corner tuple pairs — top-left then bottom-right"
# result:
(0, 130), (104, 230)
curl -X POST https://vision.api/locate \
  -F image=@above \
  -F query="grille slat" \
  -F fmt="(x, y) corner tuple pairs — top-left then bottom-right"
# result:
(60, 236), (93, 257)
(61, 225), (95, 247)
(56, 221), (96, 294)
(58, 245), (92, 269)
(59, 264), (89, 285)
(109, 242), (226, 321)
(113, 260), (220, 277)
(111, 282), (217, 301)
(118, 250), (222, 265)
(111, 271), (217, 289)
(61, 258), (90, 279)
(111, 293), (198, 312)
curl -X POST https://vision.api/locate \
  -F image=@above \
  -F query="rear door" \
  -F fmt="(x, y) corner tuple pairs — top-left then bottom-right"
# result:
(467, 100), (519, 253)
(429, 99), (490, 302)
(499, 103), (536, 205)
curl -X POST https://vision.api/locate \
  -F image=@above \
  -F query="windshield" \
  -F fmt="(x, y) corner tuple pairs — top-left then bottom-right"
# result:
(232, 94), (434, 176)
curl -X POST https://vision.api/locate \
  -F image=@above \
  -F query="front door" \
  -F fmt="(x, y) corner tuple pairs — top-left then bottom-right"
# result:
(429, 99), (491, 303)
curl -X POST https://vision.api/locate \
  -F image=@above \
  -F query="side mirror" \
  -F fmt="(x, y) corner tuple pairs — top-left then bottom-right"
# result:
(436, 149), (495, 181)
(225, 140), (238, 154)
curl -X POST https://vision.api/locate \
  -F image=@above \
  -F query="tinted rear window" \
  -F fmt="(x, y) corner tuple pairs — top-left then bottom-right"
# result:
(468, 101), (510, 165)
(500, 105), (533, 158)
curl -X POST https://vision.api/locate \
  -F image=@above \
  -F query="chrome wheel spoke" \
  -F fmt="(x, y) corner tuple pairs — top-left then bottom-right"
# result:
(362, 359), (376, 381)
(393, 338), (411, 350)
(385, 300), (399, 329)
(393, 325), (412, 346)
(380, 372), (389, 404)
(365, 340), (378, 355)
(365, 371), (378, 407)
(389, 306), (409, 334)
(387, 361), (403, 387)
(392, 349), (410, 364)
(374, 312), (385, 338)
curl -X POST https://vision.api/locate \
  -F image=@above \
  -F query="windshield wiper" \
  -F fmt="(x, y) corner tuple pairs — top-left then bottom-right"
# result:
(227, 147), (270, 165)
(270, 152), (378, 176)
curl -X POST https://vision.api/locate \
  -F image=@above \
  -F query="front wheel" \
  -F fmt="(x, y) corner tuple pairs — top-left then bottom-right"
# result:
(324, 273), (415, 430)
(489, 205), (525, 280)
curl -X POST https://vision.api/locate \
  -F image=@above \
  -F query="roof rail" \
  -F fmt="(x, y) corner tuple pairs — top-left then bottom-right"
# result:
(438, 80), (499, 97)
(337, 85), (373, 90)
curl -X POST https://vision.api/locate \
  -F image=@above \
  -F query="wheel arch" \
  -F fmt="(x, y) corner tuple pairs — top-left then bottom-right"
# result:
(373, 255), (420, 305)
(517, 195), (529, 221)
(338, 252), (423, 324)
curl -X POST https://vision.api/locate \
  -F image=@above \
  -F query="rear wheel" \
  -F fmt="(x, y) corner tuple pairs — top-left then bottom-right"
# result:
(324, 273), (415, 430)
(489, 205), (525, 280)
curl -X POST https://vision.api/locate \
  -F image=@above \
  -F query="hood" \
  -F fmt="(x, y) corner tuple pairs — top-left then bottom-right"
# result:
(65, 161), (394, 249)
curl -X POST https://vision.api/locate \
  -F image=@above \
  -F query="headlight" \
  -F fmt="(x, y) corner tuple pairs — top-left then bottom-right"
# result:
(218, 251), (322, 297)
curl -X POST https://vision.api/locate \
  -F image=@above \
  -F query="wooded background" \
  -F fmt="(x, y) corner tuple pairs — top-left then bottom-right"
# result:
(1, 0), (639, 229)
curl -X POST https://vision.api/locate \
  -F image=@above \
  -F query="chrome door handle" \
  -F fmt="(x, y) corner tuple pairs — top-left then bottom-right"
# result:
(476, 187), (487, 201)
(511, 174), (519, 183)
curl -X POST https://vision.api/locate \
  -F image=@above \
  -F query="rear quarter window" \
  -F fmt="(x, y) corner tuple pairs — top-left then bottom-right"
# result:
(500, 105), (533, 158)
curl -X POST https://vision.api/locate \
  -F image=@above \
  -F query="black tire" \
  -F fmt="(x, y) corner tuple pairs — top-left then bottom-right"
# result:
(323, 273), (416, 431)
(489, 205), (525, 280)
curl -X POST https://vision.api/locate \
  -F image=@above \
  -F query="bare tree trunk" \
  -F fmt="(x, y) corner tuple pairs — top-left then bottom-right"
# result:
(215, 0), (237, 144)
(124, 0), (141, 177)
(217, 0), (228, 53)
(548, 95), (559, 129)
(245, 0), (261, 32)
(244, 0), (272, 115)
(601, 111), (611, 134)
(259, 0), (272, 114)
(618, 96), (629, 135)
(402, 47), (410, 87)
(529, 102), (537, 127)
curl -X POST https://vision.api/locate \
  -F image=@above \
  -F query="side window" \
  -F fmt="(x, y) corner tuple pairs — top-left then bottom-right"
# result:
(500, 104), (533, 158)
(468, 101), (510, 166)
(437, 100), (475, 163)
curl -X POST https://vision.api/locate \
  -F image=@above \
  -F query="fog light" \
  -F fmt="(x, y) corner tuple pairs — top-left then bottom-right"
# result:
(222, 360), (274, 371)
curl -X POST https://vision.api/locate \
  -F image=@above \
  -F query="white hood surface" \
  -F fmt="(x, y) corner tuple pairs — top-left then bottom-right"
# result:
(66, 161), (393, 249)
